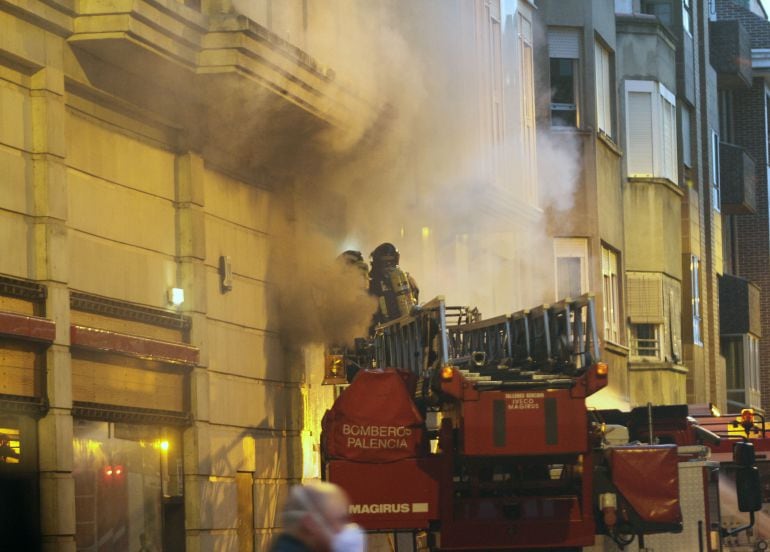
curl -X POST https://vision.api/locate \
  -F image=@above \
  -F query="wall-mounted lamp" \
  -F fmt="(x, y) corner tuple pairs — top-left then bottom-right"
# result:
(219, 255), (233, 293)
(168, 287), (185, 307)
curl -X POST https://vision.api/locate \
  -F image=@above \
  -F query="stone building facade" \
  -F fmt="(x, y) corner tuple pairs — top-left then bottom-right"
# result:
(0, 0), (541, 551)
(0, 1), (370, 550)
(3, 0), (770, 551)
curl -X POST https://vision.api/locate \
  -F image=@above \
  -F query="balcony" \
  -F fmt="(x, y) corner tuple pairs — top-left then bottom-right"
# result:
(710, 20), (752, 89)
(719, 274), (761, 338)
(65, 0), (376, 173)
(720, 142), (757, 215)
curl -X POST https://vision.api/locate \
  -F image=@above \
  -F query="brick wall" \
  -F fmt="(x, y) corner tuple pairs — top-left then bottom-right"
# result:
(731, 79), (770, 408)
(717, 0), (770, 48)
(717, 0), (770, 410)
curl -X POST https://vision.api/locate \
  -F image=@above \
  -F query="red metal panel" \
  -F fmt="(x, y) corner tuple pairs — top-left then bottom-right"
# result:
(608, 445), (682, 524)
(460, 388), (588, 456)
(70, 325), (199, 365)
(322, 369), (427, 462)
(0, 311), (55, 343)
(327, 458), (440, 530)
(438, 503), (596, 549)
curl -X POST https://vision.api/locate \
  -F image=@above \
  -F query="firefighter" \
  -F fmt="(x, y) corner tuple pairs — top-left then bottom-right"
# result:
(368, 242), (419, 326)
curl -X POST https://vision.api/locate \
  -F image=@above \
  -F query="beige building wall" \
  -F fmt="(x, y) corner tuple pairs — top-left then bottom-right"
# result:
(0, 1), (375, 550)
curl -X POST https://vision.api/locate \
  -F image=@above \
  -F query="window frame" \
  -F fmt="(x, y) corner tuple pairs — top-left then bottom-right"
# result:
(724, 334), (762, 409)
(691, 255), (702, 346)
(594, 40), (613, 138)
(550, 58), (580, 127)
(518, 10), (537, 205)
(682, 0), (692, 35)
(641, 0), (674, 26)
(681, 104), (693, 168)
(554, 238), (589, 301)
(624, 80), (678, 182)
(711, 129), (721, 212)
(765, 88), (770, 167)
(549, 27), (581, 128)
(601, 245), (621, 344)
(630, 323), (662, 360)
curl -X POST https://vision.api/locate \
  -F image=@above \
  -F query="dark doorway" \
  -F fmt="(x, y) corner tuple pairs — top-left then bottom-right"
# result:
(0, 474), (41, 552)
(162, 497), (186, 552)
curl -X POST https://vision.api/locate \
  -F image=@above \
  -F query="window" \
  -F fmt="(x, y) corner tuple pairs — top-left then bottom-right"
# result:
(484, 0), (503, 149)
(615, 0), (633, 13)
(766, 93), (770, 166)
(625, 80), (678, 181)
(641, 0), (673, 26)
(631, 323), (661, 358)
(518, 11), (537, 204)
(549, 28), (581, 127)
(0, 418), (21, 464)
(681, 105), (692, 168)
(682, 0), (692, 35)
(719, 90), (735, 143)
(595, 41), (613, 136)
(691, 255), (702, 345)
(74, 421), (184, 551)
(554, 238), (588, 300)
(711, 129), (720, 211)
(602, 246), (620, 343)
(724, 335), (762, 410)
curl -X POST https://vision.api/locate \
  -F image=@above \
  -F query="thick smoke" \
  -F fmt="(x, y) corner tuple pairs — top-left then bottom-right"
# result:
(232, 1), (582, 347)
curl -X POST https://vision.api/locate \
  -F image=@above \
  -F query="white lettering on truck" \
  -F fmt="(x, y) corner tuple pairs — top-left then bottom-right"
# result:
(342, 424), (411, 449)
(349, 503), (429, 515)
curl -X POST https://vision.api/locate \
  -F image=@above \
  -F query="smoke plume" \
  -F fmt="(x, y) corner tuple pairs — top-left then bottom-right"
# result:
(230, 1), (583, 347)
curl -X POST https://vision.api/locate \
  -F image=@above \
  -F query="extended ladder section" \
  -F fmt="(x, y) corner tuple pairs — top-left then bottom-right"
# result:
(373, 295), (600, 390)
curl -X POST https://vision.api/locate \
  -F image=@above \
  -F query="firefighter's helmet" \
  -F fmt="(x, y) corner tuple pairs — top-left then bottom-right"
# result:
(370, 242), (400, 270)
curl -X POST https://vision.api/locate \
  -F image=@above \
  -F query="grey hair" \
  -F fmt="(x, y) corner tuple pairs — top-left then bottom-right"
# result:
(280, 481), (346, 533)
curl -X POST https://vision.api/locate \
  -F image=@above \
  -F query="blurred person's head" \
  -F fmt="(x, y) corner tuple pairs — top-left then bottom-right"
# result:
(280, 481), (365, 551)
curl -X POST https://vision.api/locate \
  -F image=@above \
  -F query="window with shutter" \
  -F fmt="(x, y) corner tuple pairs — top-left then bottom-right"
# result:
(659, 85), (677, 181)
(519, 12), (537, 205)
(691, 255), (702, 346)
(711, 129), (721, 211)
(601, 246), (620, 343)
(682, 105), (692, 168)
(548, 29), (580, 128)
(627, 87), (654, 176)
(626, 272), (664, 323)
(661, 98), (674, 179)
(595, 42), (612, 136)
(624, 80), (678, 182)
(548, 28), (580, 58)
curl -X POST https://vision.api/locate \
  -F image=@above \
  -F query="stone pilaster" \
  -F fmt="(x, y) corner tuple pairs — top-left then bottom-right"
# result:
(29, 62), (76, 552)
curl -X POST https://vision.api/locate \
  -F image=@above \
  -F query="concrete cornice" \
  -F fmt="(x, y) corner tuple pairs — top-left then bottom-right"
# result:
(615, 13), (677, 51)
(0, 0), (75, 36)
(63, 0), (376, 134)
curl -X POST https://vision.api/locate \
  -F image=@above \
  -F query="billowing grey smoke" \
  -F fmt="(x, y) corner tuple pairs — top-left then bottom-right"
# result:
(231, 1), (582, 347)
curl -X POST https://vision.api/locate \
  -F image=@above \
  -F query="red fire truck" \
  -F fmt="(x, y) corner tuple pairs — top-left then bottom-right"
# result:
(321, 295), (762, 550)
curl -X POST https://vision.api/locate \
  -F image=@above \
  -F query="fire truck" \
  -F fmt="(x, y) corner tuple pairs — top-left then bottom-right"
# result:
(321, 295), (763, 551)
(689, 408), (770, 552)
